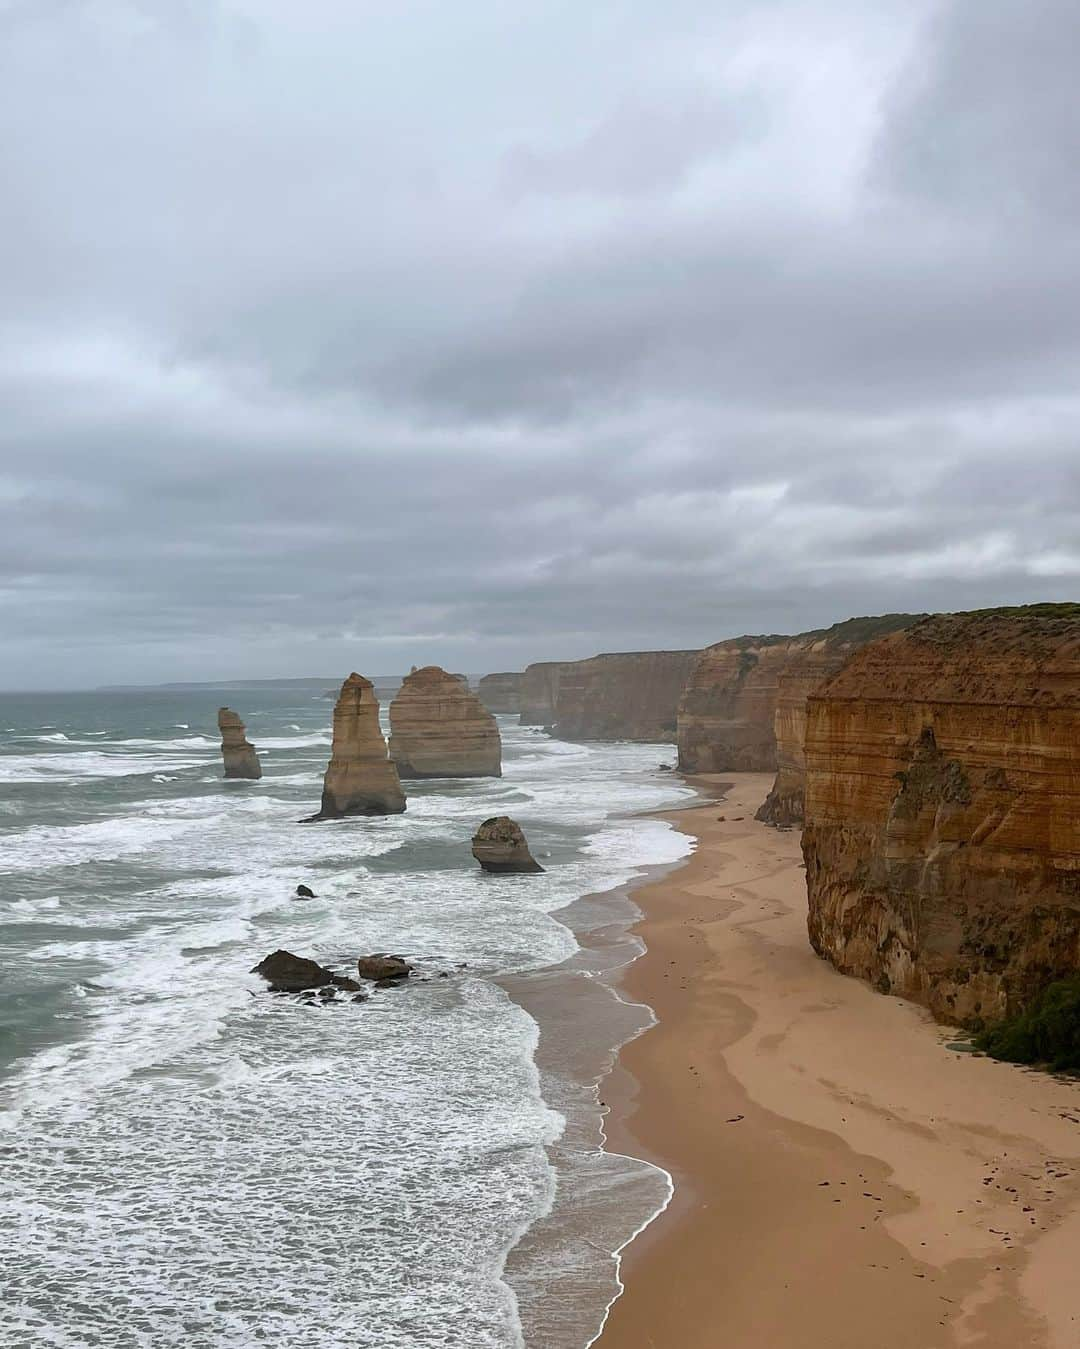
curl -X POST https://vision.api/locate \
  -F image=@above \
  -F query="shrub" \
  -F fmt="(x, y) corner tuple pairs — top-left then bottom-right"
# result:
(974, 977), (1080, 1072)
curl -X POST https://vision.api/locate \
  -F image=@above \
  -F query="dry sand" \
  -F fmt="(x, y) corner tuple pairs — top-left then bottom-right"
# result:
(598, 773), (1080, 1349)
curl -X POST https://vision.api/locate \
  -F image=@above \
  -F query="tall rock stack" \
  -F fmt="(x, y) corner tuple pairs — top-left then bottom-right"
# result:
(312, 674), (406, 818)
(217, 707), (261, 780)
(477, 672), (524, 715)
(803, 605), (1080, 1026)
(389, 665), (502, 778)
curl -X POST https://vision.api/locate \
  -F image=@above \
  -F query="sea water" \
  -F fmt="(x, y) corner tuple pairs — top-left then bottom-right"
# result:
(0, 688), (693, 1347)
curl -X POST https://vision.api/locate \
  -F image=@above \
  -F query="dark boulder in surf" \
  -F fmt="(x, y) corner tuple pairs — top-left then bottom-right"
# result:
(357, 954), (413, 982)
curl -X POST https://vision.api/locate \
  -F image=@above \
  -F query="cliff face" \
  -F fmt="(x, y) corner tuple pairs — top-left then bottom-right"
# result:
(217, 707), (261, 780)
(477, 672), (523, 715)
(755, 615), (921, 825)
(553, 650), (700, 742)
(314, 673), (406, 818)
(389, 666), (502, 778)
(676, 635), (795, 772)
(519, 662), (570, 726)
(803, 606), (1080, 1026)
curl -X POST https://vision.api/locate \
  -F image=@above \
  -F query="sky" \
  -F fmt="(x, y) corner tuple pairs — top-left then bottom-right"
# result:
(1, 0), (1078, 687)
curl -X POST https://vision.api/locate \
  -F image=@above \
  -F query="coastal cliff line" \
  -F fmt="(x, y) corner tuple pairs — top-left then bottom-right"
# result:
(802, 605), (1080, 1026)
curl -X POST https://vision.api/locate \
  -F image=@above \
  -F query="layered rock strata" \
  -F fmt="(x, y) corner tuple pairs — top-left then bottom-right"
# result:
(677, 635), (797, 773)
(755, 615), (920, 825)
(519, 661), (570, 726)
(388, 665), (502, 778)
(803, 606), (1080, 1026)
(310, 673), (406, 818)
(472, 817), (544, 873)
(217, 707), (261, 779)
(477, 672), (524, 714)
(553, 650), (700, 742)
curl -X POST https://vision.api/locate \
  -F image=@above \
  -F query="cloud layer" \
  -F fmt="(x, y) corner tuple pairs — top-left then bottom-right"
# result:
(1, 0), (1077, 685)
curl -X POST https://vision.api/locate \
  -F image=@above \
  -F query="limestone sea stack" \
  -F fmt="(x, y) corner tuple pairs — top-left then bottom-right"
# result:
(477, 671), (524, 715)
(554, 650), (700, 742)
(803, 605), (1080, 1027)
(472, 817), (544, 873)
(388, 666), (502, 778)
(217, 707), (261, 779)
(310, 673), (406, 819)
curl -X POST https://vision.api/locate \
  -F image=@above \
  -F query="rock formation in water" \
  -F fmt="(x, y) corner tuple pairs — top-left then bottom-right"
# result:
(388, 665), (502, 778)
(802, 605), (1080, 1027)
(519, 661), (570, 726)
(471, 816), (545, 873)
(250, 949), (361, 993)
(309, 673), (406, 819)
(217, 707), (262, 780)
(357, 954), (412, 982)
(553, 650), (700, 742)
(477, 671), (524, 715)
(754, 615), (920, 826)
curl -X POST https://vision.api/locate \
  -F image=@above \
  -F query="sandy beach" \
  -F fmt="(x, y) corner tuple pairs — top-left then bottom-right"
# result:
(598, 773), (1080, 1349)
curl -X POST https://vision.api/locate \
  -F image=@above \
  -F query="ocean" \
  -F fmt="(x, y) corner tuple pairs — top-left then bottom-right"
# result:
(0, 687), (694, 1348)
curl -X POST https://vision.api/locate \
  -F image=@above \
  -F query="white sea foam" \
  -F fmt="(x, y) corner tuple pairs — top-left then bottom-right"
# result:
(0, 720), (694, 1347)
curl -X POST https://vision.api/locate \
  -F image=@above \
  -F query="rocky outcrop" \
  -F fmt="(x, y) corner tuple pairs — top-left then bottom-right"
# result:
(309, 673), (406, 819)
(802, 605), (1080, 1027)
(477, 672), (524, 714)
(472, 816), (544, 873)
(519, 661), (570, 725)
(250, 949), (361, 993)
(755, 615), (920, 825)
(388, 665), (502, 778)
(357, 954), (412, 982)
(553, 650), (699, 742)
(217, 707), (261, 780)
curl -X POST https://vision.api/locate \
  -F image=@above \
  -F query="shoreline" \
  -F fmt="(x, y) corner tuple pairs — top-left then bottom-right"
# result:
(596, 772), (1080, 1349)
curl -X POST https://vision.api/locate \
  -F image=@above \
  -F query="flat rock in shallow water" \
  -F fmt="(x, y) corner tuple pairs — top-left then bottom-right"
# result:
(357, 954), (412, 982)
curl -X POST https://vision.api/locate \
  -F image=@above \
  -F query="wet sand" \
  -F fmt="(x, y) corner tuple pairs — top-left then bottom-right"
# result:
(598, 773), (1080, 1349)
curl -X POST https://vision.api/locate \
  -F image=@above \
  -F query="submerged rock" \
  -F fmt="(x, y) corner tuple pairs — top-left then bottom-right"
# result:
(217, 707), (261, 780)
(357, 954), (413, 982)
(471, 816), (545, 874)
(306, 673), (406, 820)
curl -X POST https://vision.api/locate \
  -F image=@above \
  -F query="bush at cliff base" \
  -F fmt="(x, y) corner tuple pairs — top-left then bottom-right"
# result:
(974, 977), (1080, 1072)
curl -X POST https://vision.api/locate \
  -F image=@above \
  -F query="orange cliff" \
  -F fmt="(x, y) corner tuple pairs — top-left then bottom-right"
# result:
(755, 614), (920, 825)
(554, 650), (699, 742)
(389, 665), (502, 778)
(803, 605), (1080, 1026)
(677, 617), (918, 786)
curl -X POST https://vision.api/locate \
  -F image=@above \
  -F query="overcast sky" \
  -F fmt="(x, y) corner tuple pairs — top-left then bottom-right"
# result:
(1, 0), (1077, 687)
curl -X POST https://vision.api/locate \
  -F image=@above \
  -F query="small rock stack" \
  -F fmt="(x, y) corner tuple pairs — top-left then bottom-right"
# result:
(218, 707), (261, 780)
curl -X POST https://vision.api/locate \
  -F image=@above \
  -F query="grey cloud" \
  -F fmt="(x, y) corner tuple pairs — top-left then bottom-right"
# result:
(0, 0), (1078, 687)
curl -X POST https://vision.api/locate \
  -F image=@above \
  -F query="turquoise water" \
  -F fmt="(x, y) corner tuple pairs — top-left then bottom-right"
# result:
(0, 688), (692, 1347)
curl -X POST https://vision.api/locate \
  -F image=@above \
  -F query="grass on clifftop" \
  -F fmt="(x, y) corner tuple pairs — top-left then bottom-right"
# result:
(974, 978), (1080, 1073)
